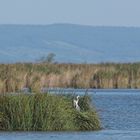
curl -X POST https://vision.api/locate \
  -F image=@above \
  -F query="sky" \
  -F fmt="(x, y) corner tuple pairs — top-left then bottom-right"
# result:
(0, 0), (140, 27)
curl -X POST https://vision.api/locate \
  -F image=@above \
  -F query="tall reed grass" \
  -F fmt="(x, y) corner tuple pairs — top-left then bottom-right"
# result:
(0, 62), (140, 93)
(0, 93), (101, 131)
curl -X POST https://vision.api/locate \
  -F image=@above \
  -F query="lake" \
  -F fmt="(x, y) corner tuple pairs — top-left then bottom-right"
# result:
(1, 90), (140, 140)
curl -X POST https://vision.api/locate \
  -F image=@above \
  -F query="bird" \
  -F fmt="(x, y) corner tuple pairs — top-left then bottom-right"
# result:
(73, 95), (80, 111)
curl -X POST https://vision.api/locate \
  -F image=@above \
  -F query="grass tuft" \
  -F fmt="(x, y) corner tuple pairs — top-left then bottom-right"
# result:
(0, 93), (101, 131)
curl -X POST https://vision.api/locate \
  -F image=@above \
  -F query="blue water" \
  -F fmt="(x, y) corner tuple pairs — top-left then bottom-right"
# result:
(1, 90), (140, 140)
(93, 92), (140, 130)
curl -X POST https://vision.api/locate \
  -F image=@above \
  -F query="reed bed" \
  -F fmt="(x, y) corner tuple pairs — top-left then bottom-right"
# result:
(0, 93), (100, 131)
(0, 62), (140, 93)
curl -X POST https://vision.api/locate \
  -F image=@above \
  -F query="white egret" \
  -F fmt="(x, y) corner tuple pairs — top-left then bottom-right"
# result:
(73, 95), (80, 111)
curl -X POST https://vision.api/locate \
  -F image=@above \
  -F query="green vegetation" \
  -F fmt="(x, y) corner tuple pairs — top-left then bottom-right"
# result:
(0, 93), (100, 131)
(0, 62), (140, 93)
(37, 53), (56, 64)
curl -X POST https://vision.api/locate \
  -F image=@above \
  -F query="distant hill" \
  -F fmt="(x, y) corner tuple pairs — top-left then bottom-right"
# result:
(0, 23), (140, 63)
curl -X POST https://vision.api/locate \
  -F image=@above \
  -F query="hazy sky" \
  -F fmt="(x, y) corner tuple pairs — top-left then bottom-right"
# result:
(0, 0), (140, 26)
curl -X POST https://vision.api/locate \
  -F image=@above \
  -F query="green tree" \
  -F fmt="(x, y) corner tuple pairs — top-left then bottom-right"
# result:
(38, 53), (56, 63)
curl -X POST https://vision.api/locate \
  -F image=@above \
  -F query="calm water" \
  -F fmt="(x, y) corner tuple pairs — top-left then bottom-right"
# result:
(1, 90), (140, 140)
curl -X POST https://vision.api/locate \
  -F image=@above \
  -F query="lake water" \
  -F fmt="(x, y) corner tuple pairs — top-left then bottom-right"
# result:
(1, 90), (140, 140)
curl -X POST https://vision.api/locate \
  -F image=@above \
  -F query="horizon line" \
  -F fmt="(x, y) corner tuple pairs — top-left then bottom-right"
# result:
(0, 23), (140, 28)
